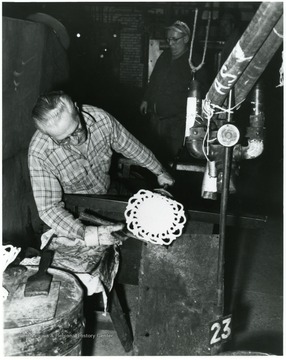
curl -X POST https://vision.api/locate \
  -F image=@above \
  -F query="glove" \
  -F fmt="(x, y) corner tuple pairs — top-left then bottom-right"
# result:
(84, 224), (124, 247)
(157, 171), (175, 187)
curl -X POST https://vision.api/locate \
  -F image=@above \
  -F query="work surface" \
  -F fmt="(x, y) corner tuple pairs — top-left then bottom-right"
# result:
(64, 194), (226, 355)
(134, 233), (220, 355)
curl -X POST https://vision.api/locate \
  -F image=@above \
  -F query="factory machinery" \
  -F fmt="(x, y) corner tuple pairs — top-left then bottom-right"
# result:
(68, 2), (283, 355)
(183, 1), (283, 317)
(62, 4), (283, 355)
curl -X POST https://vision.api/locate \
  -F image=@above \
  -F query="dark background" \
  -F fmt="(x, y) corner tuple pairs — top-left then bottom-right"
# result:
(2, 2), (283, 355)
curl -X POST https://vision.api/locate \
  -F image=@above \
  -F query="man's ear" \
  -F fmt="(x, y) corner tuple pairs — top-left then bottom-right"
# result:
(183, 35), (190, 44)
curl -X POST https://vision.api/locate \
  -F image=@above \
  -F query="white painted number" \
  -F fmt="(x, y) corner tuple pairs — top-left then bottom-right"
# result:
(209, 315), (232, 346)
(210, 322), (221, 345)
(221, 317), (232, 340)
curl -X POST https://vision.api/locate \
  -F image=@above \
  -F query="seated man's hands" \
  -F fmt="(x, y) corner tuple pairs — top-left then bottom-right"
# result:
(84, 224), (124, 246)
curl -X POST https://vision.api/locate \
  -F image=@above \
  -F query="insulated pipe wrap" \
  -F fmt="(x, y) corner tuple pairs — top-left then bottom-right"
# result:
(204, 2), (283, 108)
(235, 15), (283, 104)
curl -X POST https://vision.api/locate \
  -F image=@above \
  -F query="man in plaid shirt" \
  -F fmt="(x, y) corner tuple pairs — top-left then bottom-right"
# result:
(28, 91), (174, 247)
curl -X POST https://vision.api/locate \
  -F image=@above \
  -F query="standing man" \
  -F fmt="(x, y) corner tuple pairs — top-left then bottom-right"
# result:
(140, 20), (208, 165)
(29, 91), (174, 247)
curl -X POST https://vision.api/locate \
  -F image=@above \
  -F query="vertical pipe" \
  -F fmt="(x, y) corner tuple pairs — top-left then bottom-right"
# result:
(217, 90), (234, 311)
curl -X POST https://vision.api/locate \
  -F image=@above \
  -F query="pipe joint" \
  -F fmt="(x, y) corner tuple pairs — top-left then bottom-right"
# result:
(185, 139), (204, 159)
(241, 139), (264, 159)
(186, 128), (207, 159)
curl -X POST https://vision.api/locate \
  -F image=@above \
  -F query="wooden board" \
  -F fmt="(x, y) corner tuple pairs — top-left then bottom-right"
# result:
(134, 233), (222, 355)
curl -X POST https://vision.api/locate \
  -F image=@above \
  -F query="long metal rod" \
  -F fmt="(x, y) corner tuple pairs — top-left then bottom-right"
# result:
(217, 90), (234, 311)
(217, 148), (232, 310)
(205, 2), (283, 108)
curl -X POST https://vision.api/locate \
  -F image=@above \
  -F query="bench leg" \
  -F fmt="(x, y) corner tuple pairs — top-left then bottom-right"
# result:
(109, 287), (133, 352)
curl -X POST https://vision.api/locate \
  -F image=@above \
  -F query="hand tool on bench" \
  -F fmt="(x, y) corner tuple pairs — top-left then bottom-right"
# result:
(24, 249), (54, 297)
(5, 250), (60, 328)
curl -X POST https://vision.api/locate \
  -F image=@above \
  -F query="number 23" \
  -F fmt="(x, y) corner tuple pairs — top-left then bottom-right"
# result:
(210, 316), (232, 346)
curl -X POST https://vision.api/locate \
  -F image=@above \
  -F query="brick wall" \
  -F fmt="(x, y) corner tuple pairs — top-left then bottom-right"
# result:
(84, 2), (259, 89)
(87, 5), (145, 88)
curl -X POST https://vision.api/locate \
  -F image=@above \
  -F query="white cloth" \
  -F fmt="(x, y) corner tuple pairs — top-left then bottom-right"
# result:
(84, 226), (99, 246)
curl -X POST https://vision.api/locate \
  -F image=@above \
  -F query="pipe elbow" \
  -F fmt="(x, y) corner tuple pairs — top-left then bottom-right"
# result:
(241, 139), (264, 159)
(185, 128), (206, 159)
(185, 139), (205, 159)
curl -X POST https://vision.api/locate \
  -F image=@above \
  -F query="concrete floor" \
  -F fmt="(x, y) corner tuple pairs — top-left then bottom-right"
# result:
(223, 213), (283, 355)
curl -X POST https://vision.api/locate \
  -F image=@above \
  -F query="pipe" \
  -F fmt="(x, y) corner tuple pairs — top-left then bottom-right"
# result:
(185, 127), (206, 159)
(204, 2), (283, 108)
(217, 91), (234, 312)
(187, 3), (281, 163)
(234, 81), (265, 160)
(235, 15), (283, 104)
(234, 140), (264, 161)
(242, 140), (264, 160)
(185, 76), (202, 135)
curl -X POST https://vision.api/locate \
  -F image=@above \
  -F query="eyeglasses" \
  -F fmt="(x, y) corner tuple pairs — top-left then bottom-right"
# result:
(166, 35), (185, 44)
(52, 118), (86, 148)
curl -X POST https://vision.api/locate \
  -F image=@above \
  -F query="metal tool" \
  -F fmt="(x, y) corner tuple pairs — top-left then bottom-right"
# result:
(24, 250), (54, 297)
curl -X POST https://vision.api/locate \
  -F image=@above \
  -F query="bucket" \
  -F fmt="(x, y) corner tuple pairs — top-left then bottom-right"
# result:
(3, 266), (85, 356)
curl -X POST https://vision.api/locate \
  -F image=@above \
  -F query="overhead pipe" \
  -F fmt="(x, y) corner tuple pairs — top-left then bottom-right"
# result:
(234, 15), (283, 105)
(204, 2), (283, 108)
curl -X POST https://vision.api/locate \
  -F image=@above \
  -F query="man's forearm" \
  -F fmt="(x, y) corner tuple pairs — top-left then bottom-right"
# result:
(39, 203), (85, 240)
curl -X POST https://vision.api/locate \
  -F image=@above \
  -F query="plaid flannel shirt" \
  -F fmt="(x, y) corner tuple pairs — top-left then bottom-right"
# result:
(28, 105), (163, 240)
